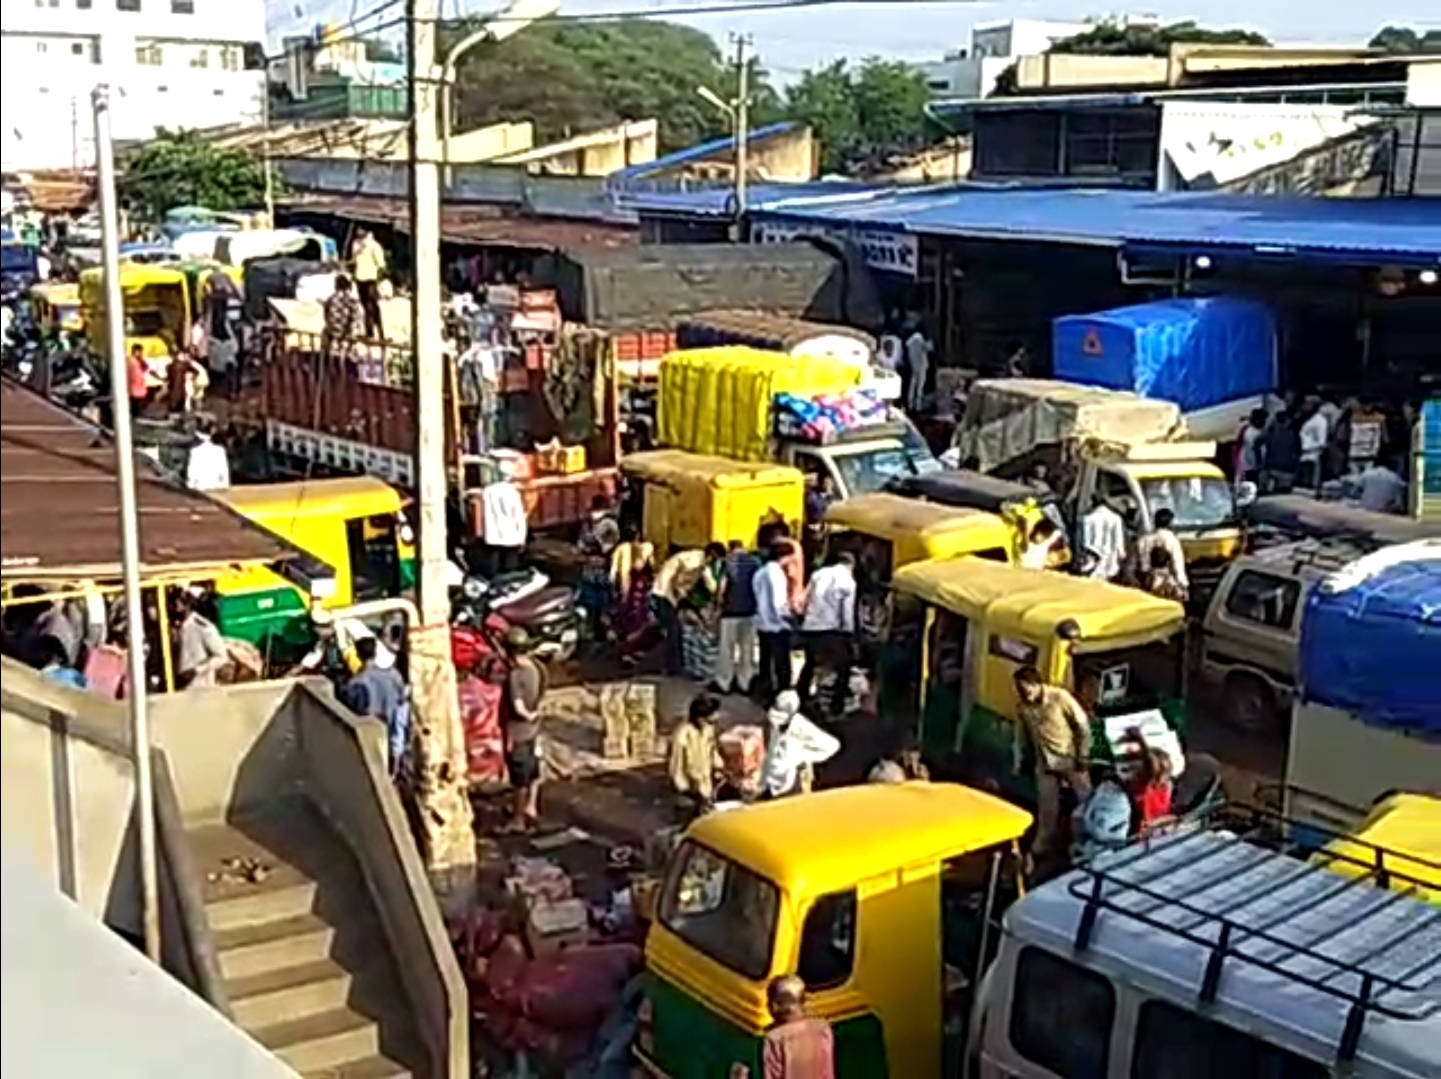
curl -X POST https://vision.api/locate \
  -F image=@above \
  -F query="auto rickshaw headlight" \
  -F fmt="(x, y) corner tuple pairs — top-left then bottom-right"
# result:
(1057, 618), (1082, 641)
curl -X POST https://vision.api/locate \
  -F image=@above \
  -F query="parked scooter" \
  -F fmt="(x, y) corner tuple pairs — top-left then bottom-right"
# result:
(449, 554), (583, 664)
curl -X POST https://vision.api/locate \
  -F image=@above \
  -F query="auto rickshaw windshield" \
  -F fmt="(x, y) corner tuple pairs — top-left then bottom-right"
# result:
(659, 840), (780, 981)
(1140, 475), (1235, 530)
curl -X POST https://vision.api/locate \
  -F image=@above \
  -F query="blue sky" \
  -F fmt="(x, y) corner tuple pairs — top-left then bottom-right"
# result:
(266, 1), (1437, 81)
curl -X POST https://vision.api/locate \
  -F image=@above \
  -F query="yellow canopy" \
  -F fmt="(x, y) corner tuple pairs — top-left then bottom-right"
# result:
(619, 449), (803, 489)
(687, 782), (1032, 897)
(891, 558), (1184, 647)
(1312, 793), (1440, 903)
(825, 493), (1013, 556)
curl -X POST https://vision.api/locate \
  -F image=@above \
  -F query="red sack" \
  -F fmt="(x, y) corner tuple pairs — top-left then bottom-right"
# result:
(482, 934), (530, 1010)
(514, 943), (641, 1030)
(458, 674), (506, 784)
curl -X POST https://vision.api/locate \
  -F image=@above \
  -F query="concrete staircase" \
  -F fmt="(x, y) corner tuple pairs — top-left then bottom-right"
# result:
(189, 802), (426, 1079)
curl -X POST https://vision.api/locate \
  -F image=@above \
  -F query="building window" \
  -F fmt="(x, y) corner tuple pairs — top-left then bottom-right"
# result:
(36, 0), (61, 7)
(1009, 947), (1115, 1077)
(171, 0), (193, 11)
(71, 41), (86, 55)
(116, 0), (140, 10)
(221, 46), (241, 71)
(36, 41), (49, 54)
(77, 0), (92, 7)
(135, 42), (162, 66)
(190, 47), (209, 69)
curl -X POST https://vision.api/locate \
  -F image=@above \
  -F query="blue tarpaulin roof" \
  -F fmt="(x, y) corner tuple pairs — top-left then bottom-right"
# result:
(623, 183), (1441, 267)
(1298, 549), (1441, 736)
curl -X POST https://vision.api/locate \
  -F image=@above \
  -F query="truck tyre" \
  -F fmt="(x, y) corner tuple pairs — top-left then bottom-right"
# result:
(1223, 671), (1280, 738)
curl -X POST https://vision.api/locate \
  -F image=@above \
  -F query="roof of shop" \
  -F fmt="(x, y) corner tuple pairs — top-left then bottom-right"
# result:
(0, 380), (294, 580)
(617, 179), (895, 218)
(737, 185), (1441, 267)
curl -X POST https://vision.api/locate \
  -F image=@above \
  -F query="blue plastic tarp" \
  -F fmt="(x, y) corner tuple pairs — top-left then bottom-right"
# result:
(1052, 296), (1277, 413)
(1298, 552), (1441, 736)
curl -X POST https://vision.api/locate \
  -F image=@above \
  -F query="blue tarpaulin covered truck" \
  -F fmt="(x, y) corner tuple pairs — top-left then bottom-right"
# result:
(1052, 296), (1278, 442)
(1286, 544), (1441, 835)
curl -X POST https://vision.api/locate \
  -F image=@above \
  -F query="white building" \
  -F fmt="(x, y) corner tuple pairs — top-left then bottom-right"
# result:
(922, 16), (1164, 99)
(0, 0), (266, 171)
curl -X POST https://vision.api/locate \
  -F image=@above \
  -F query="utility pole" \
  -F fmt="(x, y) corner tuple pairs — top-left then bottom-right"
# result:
(94, 83), (161, 966)
(406, 0), (476, 910)
(261, 84), (275, 226)
(731, 33), (753, 237)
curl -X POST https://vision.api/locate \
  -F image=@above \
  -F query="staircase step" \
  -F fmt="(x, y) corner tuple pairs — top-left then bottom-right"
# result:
(215, 912), (337, 981)
(255, 1007), (381, 1074)
(229, 958), (355, 1029)
(209, 879), (321, 934)
(309, 1055), (414, 1079)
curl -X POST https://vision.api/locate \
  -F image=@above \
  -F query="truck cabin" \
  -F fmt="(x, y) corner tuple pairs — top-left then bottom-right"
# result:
(785, 421), (932, 500)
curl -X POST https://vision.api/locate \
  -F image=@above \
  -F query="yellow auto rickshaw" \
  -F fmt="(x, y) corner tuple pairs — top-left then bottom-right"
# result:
(637, 783), (1034, 1079)
(884, 559), (1188, 800)
(1310, 792), (1440, 904)
(78, 263), (189, 369)
(209, 477), (416, 657)
(619, 449), (804, 558)
(29, 281), (85, 335)
(823, 492), (1019, 578)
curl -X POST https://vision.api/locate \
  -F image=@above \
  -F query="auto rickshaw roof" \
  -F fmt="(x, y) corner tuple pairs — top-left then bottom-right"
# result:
(824, 493), (1011, 547)
(891, 558), (1185, 647)
(619, 449), (804, 487)
(1311, 793), (1441, 901)
(1247, 494), (1438, 546)
(211, 477), (408, 523)
(79, 263), (189, 291)
(687, 783), (1033, 896)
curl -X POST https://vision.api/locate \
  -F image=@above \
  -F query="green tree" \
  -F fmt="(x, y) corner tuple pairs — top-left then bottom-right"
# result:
(785, 58), (931, 174)
(1049, 19), (1271, 56)
(447, 18), (780, 152)
(117, 129), (272, 221)
(1368, 25), (1441, 53)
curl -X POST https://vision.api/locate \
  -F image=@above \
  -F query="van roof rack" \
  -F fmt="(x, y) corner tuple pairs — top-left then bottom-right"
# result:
(1067, 812), (1441, 1063)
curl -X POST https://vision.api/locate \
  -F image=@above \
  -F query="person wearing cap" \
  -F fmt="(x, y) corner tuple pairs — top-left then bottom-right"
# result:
(502, 627), (547, 831)
(761, 691), (840, 799)
(763, 975), (835, 1079)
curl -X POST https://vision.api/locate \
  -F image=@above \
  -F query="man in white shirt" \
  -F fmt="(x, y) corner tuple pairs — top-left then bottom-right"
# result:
(1298, 401), (1331, 490)
(480, 458), (528, 577)
(761, 690), (840, 798)
(877, 332), (903, 373)
(1136, 507), (1188, 589)
(184, 424), (231, 492)
(1079, 496), (1127, 582)
(904, 327), (933, 412)
(752, 544), (794, 697)
(796, 552), (857, 716)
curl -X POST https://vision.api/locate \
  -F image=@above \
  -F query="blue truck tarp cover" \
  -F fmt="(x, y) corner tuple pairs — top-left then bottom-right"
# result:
(1298, 547), (1441, 736)
(1052, 296), (1277, 413)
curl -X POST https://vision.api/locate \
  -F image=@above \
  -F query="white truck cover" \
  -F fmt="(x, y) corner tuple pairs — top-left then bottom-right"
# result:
(955, 378), (1185, 474)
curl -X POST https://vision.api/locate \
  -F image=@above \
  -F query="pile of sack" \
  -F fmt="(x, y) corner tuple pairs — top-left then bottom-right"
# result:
(774, 387), (890, 443)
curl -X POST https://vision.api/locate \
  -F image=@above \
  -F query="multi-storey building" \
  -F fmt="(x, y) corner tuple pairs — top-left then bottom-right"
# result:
(0, 0), (265, 170)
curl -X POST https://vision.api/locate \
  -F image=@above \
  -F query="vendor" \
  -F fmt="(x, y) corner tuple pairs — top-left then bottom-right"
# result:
(668, 694), (722, 819)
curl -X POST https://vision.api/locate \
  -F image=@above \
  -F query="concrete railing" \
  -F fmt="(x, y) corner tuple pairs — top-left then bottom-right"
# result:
(1, 663), (467, 1077)
(288, 685), (470, 1079)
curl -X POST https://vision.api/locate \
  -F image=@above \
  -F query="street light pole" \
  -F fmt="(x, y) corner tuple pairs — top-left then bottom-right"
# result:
(94, 83), (161, 967)
(731, 33), (753, 231)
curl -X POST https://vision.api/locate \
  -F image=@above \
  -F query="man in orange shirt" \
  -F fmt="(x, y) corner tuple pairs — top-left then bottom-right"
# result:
(125, 344), (149, 420)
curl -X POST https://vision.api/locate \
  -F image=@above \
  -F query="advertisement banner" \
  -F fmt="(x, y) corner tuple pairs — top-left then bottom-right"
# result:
(750, 218), (920, 278)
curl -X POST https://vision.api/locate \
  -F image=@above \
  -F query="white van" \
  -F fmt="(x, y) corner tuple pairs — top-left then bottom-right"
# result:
(972, 827), (1441, 1079)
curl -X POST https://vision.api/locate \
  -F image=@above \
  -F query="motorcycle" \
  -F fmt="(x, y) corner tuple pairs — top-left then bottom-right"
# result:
(449, 557), (584, 665)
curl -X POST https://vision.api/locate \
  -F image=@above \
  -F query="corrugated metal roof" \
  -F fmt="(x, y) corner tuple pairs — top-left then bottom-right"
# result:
(281, 195), (636, 250)
(744, 186), (1441, 267)
(617, 179), (911, 219)
(0, 380), (293, 580)
(610, 121), (801, 182)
